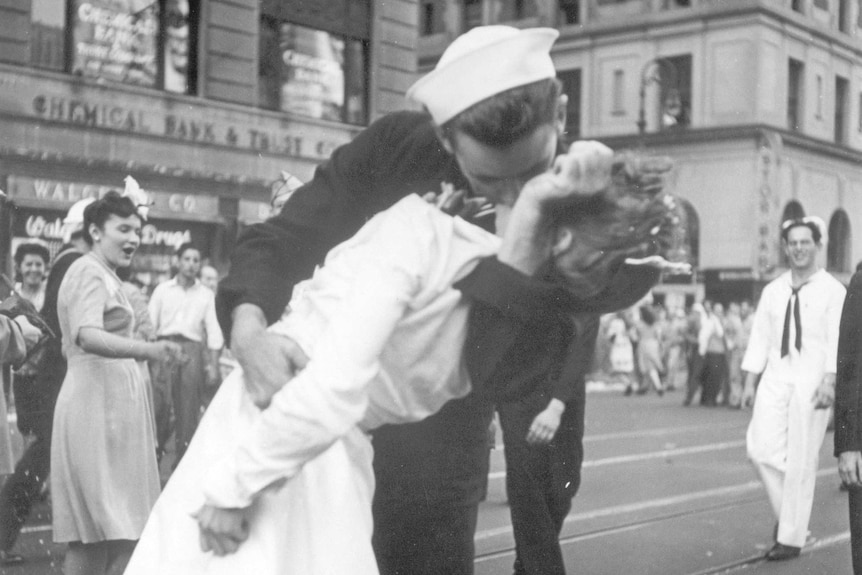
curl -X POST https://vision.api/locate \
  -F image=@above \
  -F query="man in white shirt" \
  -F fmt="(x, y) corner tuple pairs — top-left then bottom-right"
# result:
(149, 243), (224, 466)
(741, 217), (846, 561)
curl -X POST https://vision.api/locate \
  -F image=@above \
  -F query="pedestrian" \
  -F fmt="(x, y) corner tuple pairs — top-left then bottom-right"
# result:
(698, 301), (727, 406)
(51, 191), (185, 575)
(724, 301), (745, 408)
(9, 242), (51, 436)
(834, 268), (862, 574)
(635, 305), (666, 396)
(741, 216), (845, 561)
(664, 307), (689, 391)
(12, 242), (49, 312)
(609, 312), (636, 392)
(200, 265), (219, 292)
(212, 25), (668, 575)
(0, 198), (92, 565)
(148, 243), (223, 467)
(124, 146), (681, 574)
(683, 302), (705, 405)
(0, 312), (43, 565)
(496, 315), (598, 575)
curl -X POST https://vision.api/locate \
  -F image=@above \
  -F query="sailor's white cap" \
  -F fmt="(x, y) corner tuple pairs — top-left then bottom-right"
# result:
(407, 26), (559, 126)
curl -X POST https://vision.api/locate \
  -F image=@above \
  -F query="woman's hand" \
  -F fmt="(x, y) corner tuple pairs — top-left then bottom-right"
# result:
(193, 504), (250, 556)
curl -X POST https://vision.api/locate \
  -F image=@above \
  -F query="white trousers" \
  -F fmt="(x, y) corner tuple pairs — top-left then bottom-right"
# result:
(746, 376), (830, 547)
(124, 371), (379, 575)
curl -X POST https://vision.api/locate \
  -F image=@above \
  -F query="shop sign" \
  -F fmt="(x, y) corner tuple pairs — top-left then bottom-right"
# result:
(0, 68), (353, 161)
(7, 176), (219, 219)
(19, 210), (191, 249)
(71, 0), (159, 88)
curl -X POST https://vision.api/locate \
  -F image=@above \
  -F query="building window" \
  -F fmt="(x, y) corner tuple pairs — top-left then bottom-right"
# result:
(30, 0), (66, 71)
(559, 0), (579, 24)
(559, 68), (581, 139)
(828, 210), (851, 273)
(612, 69), (625, 115)
(464, 0), (483, 30)
(836, 76), (849, 144)
(31, 0), (198, 94)
(679, 199), (699, 270)
(258, 19), (368, 125)
(659, 54), (691, 129)
(839, 0), (850, 32)
(421, 2), (435, 36)
(787, 58), (803, 131)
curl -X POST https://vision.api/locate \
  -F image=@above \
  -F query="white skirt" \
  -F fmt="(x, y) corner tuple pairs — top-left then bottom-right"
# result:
(125, 369), (379, 575)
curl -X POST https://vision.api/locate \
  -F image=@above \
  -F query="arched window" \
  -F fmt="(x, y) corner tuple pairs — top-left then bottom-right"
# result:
(674, 199), (699, 269)
(827, 210), (851, 273)
(779, 201), (805, 268)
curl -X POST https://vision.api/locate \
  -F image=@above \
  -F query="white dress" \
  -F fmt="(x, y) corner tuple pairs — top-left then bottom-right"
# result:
(124, 195), (500, 575)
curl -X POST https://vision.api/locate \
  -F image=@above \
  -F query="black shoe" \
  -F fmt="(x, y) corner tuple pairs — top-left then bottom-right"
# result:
(765, 542), (801, 561)
(624, 387), (633, 396)
(0, 550), (25, 565)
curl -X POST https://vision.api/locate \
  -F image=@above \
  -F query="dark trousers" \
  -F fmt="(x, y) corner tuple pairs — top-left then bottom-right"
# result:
(0, 435), (50, 552)
(850, 485), (862, 574)
(373, 499), (479, 575)
(699, 352), (727, 406)
(499, 399), (583, 575)
(371, 396), (493, 575)
(150, 337), (205, 464)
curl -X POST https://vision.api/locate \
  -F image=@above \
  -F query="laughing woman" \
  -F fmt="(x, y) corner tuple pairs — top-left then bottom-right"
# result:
(50, 192), (184, 575)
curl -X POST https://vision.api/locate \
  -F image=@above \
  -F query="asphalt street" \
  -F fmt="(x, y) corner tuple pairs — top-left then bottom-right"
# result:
(475, 386), (855, 575)
(0, 386), (855, 574)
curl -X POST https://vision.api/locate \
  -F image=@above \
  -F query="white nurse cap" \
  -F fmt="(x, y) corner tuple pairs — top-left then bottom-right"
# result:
(407, 26), (559, 126)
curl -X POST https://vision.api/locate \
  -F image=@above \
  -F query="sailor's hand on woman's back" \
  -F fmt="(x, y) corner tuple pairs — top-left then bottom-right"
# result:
(231, 303), (309, 409)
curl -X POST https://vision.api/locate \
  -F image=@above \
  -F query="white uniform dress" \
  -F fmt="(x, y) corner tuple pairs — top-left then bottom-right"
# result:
(124, 195), (500, 575)
(743, 269), (846, 547)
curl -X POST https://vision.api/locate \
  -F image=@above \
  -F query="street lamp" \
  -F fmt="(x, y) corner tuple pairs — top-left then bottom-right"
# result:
(637, 58), (681, 137)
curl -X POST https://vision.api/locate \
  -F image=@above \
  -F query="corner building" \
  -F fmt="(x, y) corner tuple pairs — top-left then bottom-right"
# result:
(0, 0), (418, 290)
(420, 0), (862, 305)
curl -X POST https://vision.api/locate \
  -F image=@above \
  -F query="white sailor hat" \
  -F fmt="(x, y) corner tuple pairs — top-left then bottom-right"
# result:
(407, 26), (559, 126)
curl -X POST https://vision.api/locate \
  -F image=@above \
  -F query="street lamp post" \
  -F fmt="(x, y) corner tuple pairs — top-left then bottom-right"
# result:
(637, 58), (680, 137)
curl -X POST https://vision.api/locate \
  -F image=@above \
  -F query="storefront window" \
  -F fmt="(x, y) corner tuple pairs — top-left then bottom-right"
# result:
(29, 0), (197, 94)
(259, 20), (368, 125)
(71, 0), (160, 87)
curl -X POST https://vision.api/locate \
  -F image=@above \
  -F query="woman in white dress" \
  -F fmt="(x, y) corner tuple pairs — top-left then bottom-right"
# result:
(124, 148), (684, 575)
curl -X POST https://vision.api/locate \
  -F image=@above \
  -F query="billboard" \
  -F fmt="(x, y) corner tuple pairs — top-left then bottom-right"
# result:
(71, 0), (159, 87)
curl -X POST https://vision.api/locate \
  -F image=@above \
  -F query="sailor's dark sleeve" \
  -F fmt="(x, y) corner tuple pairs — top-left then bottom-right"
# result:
(215, 112), (440, 340)
(835, 271), (862, 456)
(550, 315), (600, 404)
(456, 259), (659, 390)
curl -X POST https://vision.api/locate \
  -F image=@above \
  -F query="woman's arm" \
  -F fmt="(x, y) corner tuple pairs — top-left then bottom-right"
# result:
(77, 326), (177, 363)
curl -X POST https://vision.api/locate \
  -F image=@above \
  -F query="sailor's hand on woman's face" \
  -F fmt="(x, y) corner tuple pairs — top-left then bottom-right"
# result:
(194, 504), (250, 556)
(518, 140), (614, 206)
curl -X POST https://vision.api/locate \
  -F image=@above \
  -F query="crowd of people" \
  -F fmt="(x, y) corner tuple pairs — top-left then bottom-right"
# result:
(594, 297), (755, 407)
(0, 22), (859, 575)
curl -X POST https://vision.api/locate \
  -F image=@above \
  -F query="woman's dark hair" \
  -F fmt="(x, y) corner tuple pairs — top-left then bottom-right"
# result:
(14, 242), (50, 267)
(549, 152), (682, 272)
(440, 78), (562, 148)
(82, 191), (140, 246)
